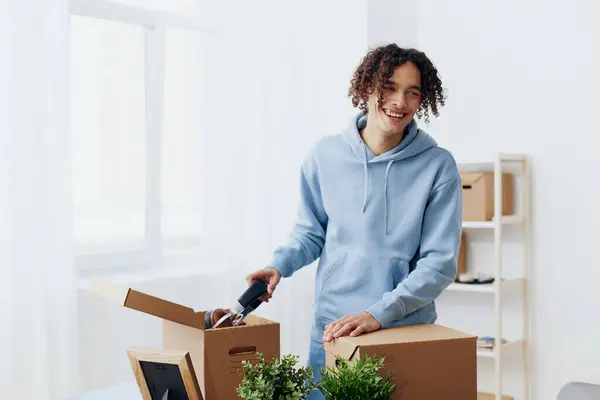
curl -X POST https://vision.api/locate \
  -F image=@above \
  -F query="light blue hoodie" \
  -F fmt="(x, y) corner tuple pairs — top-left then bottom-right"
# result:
(271, 112), (462, 329)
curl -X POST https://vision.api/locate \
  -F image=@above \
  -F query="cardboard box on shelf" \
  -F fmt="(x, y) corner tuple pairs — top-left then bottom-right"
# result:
(457, 231), (467, 279)
(324, 323), (477, 400)
(88, 278), (280, 400)
(460, 172), (514, 221)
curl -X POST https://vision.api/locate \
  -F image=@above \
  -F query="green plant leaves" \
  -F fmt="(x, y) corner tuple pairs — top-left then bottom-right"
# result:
(237, 353), (395, 400)
(316, 354), (396, 400)
(237, 353), (314, 400)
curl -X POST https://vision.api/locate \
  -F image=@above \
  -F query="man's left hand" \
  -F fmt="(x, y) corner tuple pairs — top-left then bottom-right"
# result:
(322, 312), (381, 342)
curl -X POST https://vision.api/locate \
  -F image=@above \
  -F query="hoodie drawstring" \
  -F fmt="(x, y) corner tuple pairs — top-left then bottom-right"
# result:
(361, 141), (395, 235)
(361, 142), (369, 212)
(384, 160), (394, 235)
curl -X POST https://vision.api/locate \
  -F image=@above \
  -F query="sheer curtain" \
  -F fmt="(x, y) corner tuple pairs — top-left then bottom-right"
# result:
(198, 0), (367, 362)
(0, 0), (78, 398)
(0, 0), (367, 396)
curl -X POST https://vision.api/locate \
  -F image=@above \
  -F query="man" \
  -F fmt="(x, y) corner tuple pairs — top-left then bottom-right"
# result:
(246, 43), (462, 398)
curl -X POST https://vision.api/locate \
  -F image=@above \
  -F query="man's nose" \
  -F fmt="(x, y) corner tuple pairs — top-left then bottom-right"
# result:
(390, 92), (407, 109)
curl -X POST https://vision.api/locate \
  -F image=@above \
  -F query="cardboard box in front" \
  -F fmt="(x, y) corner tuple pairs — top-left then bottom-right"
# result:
(460, 172), (514, 221)
(89, 279), (280, 400)
(323, 323), (477, 400)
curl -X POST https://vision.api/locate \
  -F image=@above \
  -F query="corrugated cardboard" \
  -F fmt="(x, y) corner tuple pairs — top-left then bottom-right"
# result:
(323, 324), (477, 400)
(460, 172), (514, 221)
(457, 231), (467, 279)
(89, 279), (280, 400)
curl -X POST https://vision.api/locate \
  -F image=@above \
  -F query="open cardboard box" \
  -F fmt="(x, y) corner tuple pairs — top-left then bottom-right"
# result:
(89, 278), (280, 400)
(324, 323), (477, 400)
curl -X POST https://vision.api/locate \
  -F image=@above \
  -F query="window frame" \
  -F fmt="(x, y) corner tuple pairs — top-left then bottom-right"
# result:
(70, 0), (214, 270)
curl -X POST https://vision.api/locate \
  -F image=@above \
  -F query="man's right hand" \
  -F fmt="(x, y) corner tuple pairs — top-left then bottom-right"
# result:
(246, 267), (281, 303)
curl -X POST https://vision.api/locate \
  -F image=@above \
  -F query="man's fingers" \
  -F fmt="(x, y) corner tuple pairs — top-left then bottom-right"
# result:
(334, 322), (357, 338)
(323, 315), (358, 341)
(323, 320), (342, 340)
(246, 273), (264, 285)
(331, 323), (349, 338)
(323, 322), (335, 338)
(262, 288), (274, 301)
(327, 319), (354, 340)
(323, 314), (382, 341)
(350, 325), (364, 337)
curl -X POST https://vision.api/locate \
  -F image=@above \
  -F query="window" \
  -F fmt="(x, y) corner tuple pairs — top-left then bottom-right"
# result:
(70, 1), (210, 269)
(161, 28), (204, 242)
(71, 16), (147, 254)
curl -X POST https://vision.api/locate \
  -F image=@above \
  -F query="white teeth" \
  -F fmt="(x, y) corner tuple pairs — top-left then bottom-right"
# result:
(384, 110), (405, 119)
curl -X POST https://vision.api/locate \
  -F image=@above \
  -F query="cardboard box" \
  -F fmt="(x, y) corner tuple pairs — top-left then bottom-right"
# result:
(89, 279), (280, 400)
(460, 172), (514, 221)
(457, 231), (467, 279)
(324, 324), (477, 400)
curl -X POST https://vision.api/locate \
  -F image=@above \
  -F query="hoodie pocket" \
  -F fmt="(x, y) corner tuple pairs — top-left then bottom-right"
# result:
(316, 251), (409, 305)
(316, 252), (346, 301)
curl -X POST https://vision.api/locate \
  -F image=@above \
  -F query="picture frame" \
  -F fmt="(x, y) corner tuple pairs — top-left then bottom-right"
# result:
(127, 347), (202, 400)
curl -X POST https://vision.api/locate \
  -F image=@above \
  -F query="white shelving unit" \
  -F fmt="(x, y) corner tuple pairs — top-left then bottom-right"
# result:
(452, 153), (531, 400)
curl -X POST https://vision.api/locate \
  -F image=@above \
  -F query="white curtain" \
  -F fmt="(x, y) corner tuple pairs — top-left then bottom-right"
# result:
(0, 0), (78, 399)
(198, 0), (368, 362)
(0, 0), (367, 396)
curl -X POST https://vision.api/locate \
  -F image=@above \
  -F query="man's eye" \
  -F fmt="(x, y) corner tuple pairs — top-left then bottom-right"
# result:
(408, 91), (420, 96)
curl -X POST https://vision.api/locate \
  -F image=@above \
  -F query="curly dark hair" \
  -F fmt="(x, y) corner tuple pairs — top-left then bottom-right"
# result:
(348, 44), (446, 123)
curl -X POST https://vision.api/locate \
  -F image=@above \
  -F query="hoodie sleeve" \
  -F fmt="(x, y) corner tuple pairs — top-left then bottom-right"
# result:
(365, 174), (462, 328)
(269, 152), (328, 278)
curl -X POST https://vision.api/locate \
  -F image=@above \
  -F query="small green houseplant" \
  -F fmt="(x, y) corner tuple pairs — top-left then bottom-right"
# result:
(316, 354), (396, 400)
(237, 353), (314, 400)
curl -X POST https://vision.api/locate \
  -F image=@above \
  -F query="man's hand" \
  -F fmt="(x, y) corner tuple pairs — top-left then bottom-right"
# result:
(246, 267), (281, 302)
(322, 312), (381, 342)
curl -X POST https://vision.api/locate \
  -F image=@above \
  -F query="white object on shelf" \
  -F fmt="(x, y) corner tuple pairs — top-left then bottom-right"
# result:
(477, 340), (523, 358)
(462, 215), (524, 229)
(446, 277), (525, 293)
(451, 153), (531, 400)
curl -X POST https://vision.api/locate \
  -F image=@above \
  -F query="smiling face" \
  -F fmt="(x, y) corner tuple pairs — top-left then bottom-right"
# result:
(367, 61), (423, 137)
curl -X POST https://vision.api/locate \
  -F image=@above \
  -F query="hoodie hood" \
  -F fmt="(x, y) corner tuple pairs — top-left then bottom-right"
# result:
(343, 112), (437, 163)
(342, 112), (438, 233)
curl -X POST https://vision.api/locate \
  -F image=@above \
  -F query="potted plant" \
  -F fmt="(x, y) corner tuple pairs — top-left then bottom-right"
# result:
(315, 354), (396, 400)
(237, 352), (314, 399)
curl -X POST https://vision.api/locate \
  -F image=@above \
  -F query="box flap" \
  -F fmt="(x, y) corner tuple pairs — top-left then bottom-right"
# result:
(460, 172), (485, 186)
(323, 337), (359, 360)
(89, 278), (205, 330)
(328, 324), (474, 350)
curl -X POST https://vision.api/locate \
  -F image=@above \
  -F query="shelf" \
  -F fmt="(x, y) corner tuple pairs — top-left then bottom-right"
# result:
(453, 153), (529, 397)
(457, 155), (527, 173)
(477, 340), (522, 358)
(462, 216), (523, 229)
(446, 278), (525, 293)
(477, 392), (514, 400)
(447, 282), (495, 293)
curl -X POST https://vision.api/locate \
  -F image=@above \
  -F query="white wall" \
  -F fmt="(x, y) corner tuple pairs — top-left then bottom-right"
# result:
(368, 0), (600, 399)
(367, 0), (418, 49)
